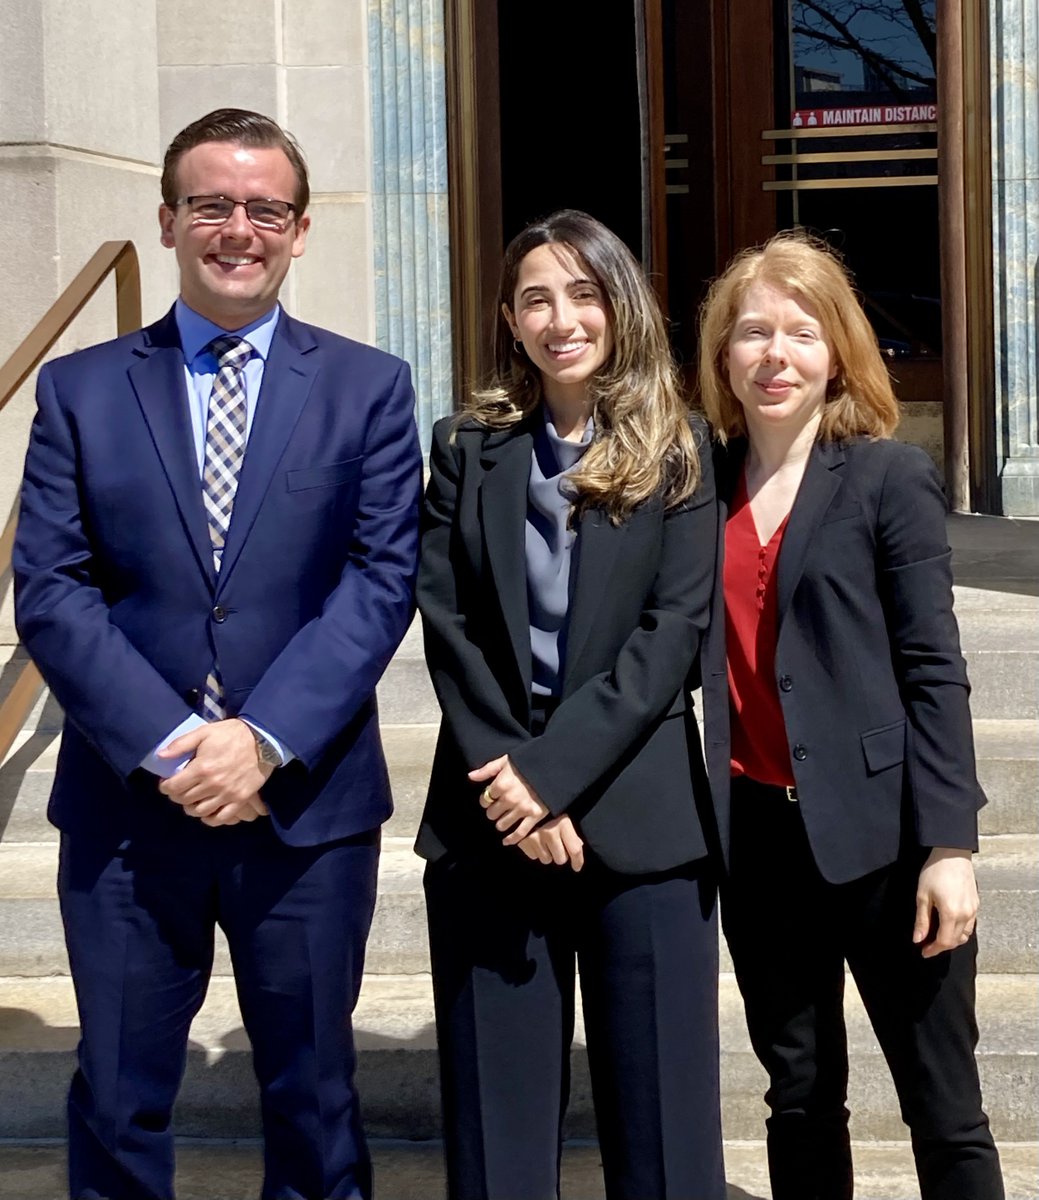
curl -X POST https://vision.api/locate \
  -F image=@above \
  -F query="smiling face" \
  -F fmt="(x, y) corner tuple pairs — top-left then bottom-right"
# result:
(725, 281), (837, 441)
(503, 242), (614, 408)
(159, 140), (310, 330)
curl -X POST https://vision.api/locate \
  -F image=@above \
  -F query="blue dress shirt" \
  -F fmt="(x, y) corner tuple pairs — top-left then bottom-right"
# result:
(140, 300), (293, 777)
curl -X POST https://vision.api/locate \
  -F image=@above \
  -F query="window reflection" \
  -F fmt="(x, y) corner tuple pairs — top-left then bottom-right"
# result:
(777, 1), (941, 363)
(792, 0), (936, 112)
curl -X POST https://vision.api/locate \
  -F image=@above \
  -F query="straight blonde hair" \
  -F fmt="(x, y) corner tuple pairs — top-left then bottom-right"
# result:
(698, 230), (900, 443)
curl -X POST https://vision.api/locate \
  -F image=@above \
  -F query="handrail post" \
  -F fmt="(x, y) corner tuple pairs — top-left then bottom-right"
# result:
(115, 244), (143, 336)
(0, 241), (141, 412)
(0, 239), (142, 769)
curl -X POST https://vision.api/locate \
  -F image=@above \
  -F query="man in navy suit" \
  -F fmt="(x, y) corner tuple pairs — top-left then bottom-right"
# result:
(13, 109), (422, 1200)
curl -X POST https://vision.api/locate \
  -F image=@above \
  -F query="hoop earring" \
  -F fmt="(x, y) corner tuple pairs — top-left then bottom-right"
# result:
(513, 339), (524, 356)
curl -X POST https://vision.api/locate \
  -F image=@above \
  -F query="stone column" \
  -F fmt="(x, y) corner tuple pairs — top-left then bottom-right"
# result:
(369, 0), (453, 449)
(0, 0), (175, 359)
(158, 0), (452, 443)
(157, 0), (375, 342)
(991, 0), (1039, 515)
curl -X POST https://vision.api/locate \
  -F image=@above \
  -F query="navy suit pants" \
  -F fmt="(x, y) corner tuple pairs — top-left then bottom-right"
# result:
(425, 850), (725, 1200)
(58, 812), (379, 1200)
(721, 777), (1003, 1200)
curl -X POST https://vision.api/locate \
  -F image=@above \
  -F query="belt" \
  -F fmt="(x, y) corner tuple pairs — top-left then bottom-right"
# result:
(733, 776), (799, 803)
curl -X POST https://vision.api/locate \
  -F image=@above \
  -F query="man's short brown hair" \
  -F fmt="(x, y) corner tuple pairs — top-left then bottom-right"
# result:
(161, 108), (310, 214)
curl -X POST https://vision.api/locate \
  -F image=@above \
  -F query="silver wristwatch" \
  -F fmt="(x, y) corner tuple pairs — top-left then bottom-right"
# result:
(249, 726), (282, 769)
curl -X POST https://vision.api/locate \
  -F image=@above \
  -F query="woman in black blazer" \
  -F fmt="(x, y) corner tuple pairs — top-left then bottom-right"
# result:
(416, 210), (724, 1200)
(698, 232), (1003, 1199)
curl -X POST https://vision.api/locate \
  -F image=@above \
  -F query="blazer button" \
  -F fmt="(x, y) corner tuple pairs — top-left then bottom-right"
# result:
(212, 605), (227, 623)
(779, 674), (793, 692)
(185, 688), (200, 706)
(792, 743), (808, 761)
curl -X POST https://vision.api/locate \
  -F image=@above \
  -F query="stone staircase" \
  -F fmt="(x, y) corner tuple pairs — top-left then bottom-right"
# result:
(0, 513), (1036, 1199)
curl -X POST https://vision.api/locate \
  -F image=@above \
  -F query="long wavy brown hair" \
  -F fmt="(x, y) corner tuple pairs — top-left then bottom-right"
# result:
(457, 210), (701, 522)
(698, 230), (900, 443)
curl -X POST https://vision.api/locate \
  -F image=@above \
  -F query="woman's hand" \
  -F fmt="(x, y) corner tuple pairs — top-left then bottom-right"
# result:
(517, 815), (585, 872)
(913, 847), (979, 958)
(469, 755), (549, 841)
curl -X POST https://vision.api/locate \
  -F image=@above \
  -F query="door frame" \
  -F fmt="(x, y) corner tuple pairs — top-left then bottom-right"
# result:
(444, 0), (503, 396)
(445, 0), (996, 512)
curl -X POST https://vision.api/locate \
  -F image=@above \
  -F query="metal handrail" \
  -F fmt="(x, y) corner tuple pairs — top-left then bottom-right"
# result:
(0, 240), (142, 766)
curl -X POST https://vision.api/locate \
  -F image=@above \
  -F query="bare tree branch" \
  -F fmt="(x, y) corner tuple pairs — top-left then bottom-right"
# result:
(900, 0), (937, 66)
(794, 0), (936, 92)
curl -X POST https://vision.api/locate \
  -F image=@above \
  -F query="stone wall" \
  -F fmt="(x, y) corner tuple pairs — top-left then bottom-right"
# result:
(991, 0), (1039, 515)
(0, 0), (457, 642)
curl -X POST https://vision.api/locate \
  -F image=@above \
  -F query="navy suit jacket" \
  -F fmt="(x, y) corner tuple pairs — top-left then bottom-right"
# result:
(701, 435), (984, 884)
(14, 306), (422, 848)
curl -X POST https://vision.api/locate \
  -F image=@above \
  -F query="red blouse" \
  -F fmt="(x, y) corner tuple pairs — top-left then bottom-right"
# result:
(724, 472), (796, 786)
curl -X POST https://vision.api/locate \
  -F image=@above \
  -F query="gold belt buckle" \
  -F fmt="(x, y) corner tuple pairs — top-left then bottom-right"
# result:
(785, 785), (798, 802)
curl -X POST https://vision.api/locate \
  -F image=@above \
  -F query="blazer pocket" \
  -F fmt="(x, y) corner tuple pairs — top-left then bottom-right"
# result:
(820, 499), (863, 525)
(286, 457), (364, 492)
(860, 718), (906, 774)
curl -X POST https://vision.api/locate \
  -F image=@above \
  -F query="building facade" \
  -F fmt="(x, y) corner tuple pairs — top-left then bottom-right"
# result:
(1, 0), (1036, 519)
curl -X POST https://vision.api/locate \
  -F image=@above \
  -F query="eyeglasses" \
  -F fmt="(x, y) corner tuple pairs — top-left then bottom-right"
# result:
(174, 195), (298, 231)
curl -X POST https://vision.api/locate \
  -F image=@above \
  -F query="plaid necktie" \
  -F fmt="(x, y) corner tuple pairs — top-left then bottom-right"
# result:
(201, 335), (251, 719)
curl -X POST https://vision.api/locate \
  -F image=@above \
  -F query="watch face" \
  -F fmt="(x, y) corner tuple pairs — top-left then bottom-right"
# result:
(253, 731), (280, 767)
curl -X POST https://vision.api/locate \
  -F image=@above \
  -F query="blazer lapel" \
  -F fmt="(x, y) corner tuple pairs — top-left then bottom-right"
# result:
(715, 438), (748, 517)
(479, 424), (534, 703)
(217, 315), (318, 583)
(128, 309), (215, 585)
(561, 506), (622, 690)
(775, 438), (846, 623)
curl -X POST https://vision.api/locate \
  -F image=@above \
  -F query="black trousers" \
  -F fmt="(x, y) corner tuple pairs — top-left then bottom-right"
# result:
(721, 777), (1003, 1200)
(424, 849), (725, 1200)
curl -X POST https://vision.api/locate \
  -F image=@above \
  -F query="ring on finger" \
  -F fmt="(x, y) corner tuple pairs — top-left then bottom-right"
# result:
(480, 787), (493, 807)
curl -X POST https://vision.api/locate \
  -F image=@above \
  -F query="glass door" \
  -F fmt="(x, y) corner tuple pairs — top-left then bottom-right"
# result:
(769, 1), (942, 402)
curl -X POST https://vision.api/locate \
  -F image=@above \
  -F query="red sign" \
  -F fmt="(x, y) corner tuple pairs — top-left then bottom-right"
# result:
(791, 103), (937, 129)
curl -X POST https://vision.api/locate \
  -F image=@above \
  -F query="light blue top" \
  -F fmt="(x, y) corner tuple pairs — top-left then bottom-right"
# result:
(526, 407), (594, 697)
(139, 300), (292, 777)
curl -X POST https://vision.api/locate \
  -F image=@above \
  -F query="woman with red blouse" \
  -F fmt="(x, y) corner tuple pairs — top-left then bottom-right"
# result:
(698, 232), (1003, 1200)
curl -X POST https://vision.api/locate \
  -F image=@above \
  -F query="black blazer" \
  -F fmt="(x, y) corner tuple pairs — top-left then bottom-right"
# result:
(415, 412), (719, 875)
(702, 436), (985, 885)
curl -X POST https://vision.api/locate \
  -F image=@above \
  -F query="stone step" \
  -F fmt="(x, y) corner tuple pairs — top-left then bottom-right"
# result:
(0, 655), (440, 741)
(2, 1140), (1038, 1200)
(0, 972), (1034, 1145)
(962, 651), (1039, 720)
(366, 587), (1039, 723)
(952, 588), (1039, 721)
(947, 512), (1039, 586)
(951, 586), (1039, 620)
(383, 600), (1039, 723)
(0, 836), (1035, 978)
(0, 724), (441, 844)
(3, 717), (1035, 846)
(376, 626), (437, 725)
(952, 602), (1039, 648)
(6, 591), (1037, 733)
(3, 1139), (1037, 1200)
(973, 718), (1039, 834)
